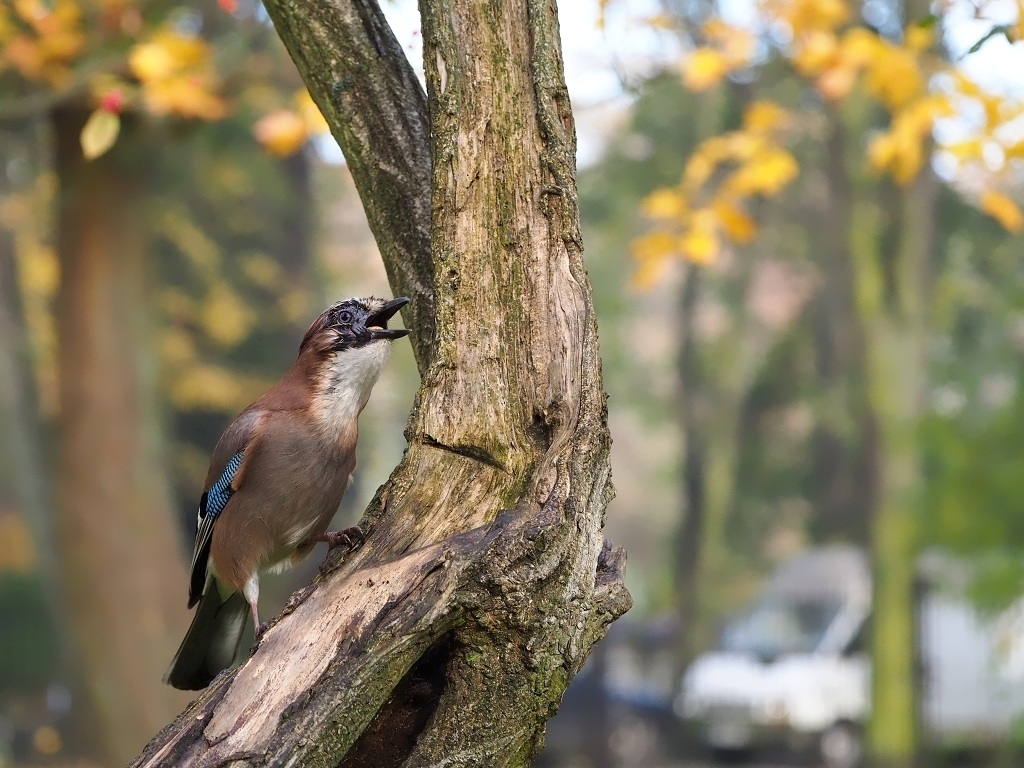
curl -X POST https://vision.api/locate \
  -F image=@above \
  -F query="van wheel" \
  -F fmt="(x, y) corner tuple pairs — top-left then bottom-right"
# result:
(819, 722), (863, 768)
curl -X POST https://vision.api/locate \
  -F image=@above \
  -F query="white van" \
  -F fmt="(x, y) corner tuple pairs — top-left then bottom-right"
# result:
(675, 546), (1024, 768)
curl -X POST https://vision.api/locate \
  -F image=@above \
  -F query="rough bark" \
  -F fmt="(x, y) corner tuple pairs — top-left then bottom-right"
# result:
(53, 107), (194, 765)
(131, 1), (629, 766)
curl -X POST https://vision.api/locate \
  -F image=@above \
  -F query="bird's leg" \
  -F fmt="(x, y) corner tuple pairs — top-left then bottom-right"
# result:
(319, 525), (365, 551)
(243, 575), (268, 648)
(250, 602), (264, 636)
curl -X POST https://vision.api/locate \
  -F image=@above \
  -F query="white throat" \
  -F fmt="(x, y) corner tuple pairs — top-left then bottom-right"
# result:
(313, 341), (393, 435)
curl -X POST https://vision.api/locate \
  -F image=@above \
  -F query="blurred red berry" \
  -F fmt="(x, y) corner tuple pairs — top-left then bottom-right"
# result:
(218, 0), (238, 12)
(99, 89), (125, 114)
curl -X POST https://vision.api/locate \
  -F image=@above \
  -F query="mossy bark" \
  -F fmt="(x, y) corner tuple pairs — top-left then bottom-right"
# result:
(130, 1), (629, 766)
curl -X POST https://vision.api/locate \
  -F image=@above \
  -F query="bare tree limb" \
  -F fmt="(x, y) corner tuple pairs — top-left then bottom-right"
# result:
(261, 0), (435, 373)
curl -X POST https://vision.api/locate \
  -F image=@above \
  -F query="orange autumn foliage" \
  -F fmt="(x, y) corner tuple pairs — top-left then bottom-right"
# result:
(638, 0), (1024, 276)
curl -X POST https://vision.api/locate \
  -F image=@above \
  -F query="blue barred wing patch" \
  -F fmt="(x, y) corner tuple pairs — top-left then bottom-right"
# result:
(203, 451), (244, 522)
(188, 451), (244, 607)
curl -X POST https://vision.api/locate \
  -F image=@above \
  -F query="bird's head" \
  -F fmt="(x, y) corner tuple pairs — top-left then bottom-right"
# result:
(301, 296), (410, 355)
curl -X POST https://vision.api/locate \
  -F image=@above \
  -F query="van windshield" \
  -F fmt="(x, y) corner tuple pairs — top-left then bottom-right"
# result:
(719, 598), (842, 659)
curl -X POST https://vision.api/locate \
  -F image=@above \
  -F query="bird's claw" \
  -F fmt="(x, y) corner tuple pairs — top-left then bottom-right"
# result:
(322, 525), (365, 551)
(248, 621), (270, 657)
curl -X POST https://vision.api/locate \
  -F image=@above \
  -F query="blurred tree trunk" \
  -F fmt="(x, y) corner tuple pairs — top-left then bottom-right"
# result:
(52, 106), (192, 765)
(676, 254), (812, 667)
(852, 170), (935, 768)
(808, 111), (873, 546)
(0, 125), (61, 620)
(0, 201), (56, 590)
(675, 267), (706, 669)
(131, 0), (629, 765)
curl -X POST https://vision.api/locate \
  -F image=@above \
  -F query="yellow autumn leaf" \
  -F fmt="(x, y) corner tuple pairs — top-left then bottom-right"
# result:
(712, 198), (758, 243)
(630, 229), (677, 287)
(129, 41), (176, 82)
(631, 255), (670, 288)
(867, 128), (922, 185)
(254, 110), (309, 156)
(743, 101), (789, 133)
(679, 226), (719, 264)
(865, 43), (923, 110)
(726, 147), (799, 196)
(80, 108), (121, 160)
(0, 7), (14, 45)
(144, 76), (226, 119)
(719, 131), (765, 161)
(149, 30), (209, 72)
(792, 30), (839, 75)
(816, 63), (858, 101)
(703, 19), (755, 66)
(683, 48), (729, 91)
(679, 209), (720, 264)
(943, 138), (984, 161)
(642, 188), (686, 220)
(19, 246), (59, 297)
(295, 89), (329, 134)
(37, 27), (84, 62)
(132, 31), (211, 82)
(980, 190), (1024, 232)
(14, 0), (47, 25)
(201, 284), (255, 348)
(682, 149), (717, 191)
(241, 253), (284, 289)
(837, 27), (881, 68)
(631, 230), (676, 264)
(770, 0), (849, 33)
(904, 24), (933, 52)
(170, 364), (247, 411)
(129, 29), (225, 121)
(1003, 140), (1024, 161)
(4, 35), (46, 80)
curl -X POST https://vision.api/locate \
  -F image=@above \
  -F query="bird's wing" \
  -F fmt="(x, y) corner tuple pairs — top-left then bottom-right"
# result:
(188, 409), (265, 608)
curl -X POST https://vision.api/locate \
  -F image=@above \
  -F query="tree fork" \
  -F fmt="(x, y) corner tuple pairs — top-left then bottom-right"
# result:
(131, 0), (630, 765)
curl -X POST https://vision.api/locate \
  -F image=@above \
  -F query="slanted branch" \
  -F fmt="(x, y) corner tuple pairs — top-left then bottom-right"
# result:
(132, 0), (630, 764)
(134, 500), (628, 766)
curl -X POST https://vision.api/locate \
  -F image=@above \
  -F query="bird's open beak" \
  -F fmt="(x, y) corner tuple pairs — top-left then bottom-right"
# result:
(367, 297), (411, 340)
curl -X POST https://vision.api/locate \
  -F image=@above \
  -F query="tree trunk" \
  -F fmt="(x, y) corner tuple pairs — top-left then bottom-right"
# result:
(808, 110), (871, 546)
(676, 255), (813, 663)
(853, 170), (936, 768)
(675, 267), (706, 670)
(0, 196), (57, 596)
(131, 1), (629, 766)
(53, 106), (193, 765)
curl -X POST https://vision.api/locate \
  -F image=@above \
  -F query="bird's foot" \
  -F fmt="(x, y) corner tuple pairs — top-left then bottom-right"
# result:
(252, 620), (271, 649)
(248, 621), (270, 657)
(321, 525), (365, 552)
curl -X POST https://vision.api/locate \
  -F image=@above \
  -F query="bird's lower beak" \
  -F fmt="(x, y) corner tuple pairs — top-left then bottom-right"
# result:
(367, 297), (411, 340)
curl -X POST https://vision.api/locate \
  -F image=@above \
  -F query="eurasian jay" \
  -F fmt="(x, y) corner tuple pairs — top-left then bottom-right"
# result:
(163, 296), (409, 690)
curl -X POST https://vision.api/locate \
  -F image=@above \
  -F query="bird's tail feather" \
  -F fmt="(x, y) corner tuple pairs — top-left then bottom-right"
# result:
(163, 588), (248, 691)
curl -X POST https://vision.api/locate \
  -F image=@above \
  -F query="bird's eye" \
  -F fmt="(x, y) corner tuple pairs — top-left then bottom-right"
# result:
(338, 310), (353, 325)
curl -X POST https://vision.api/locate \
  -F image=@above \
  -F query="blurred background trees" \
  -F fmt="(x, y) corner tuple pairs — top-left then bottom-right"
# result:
(1, 0), (1023, 766)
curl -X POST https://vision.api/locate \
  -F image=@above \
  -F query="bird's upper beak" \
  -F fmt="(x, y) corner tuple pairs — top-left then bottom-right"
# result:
(367, 297), (411, 340)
